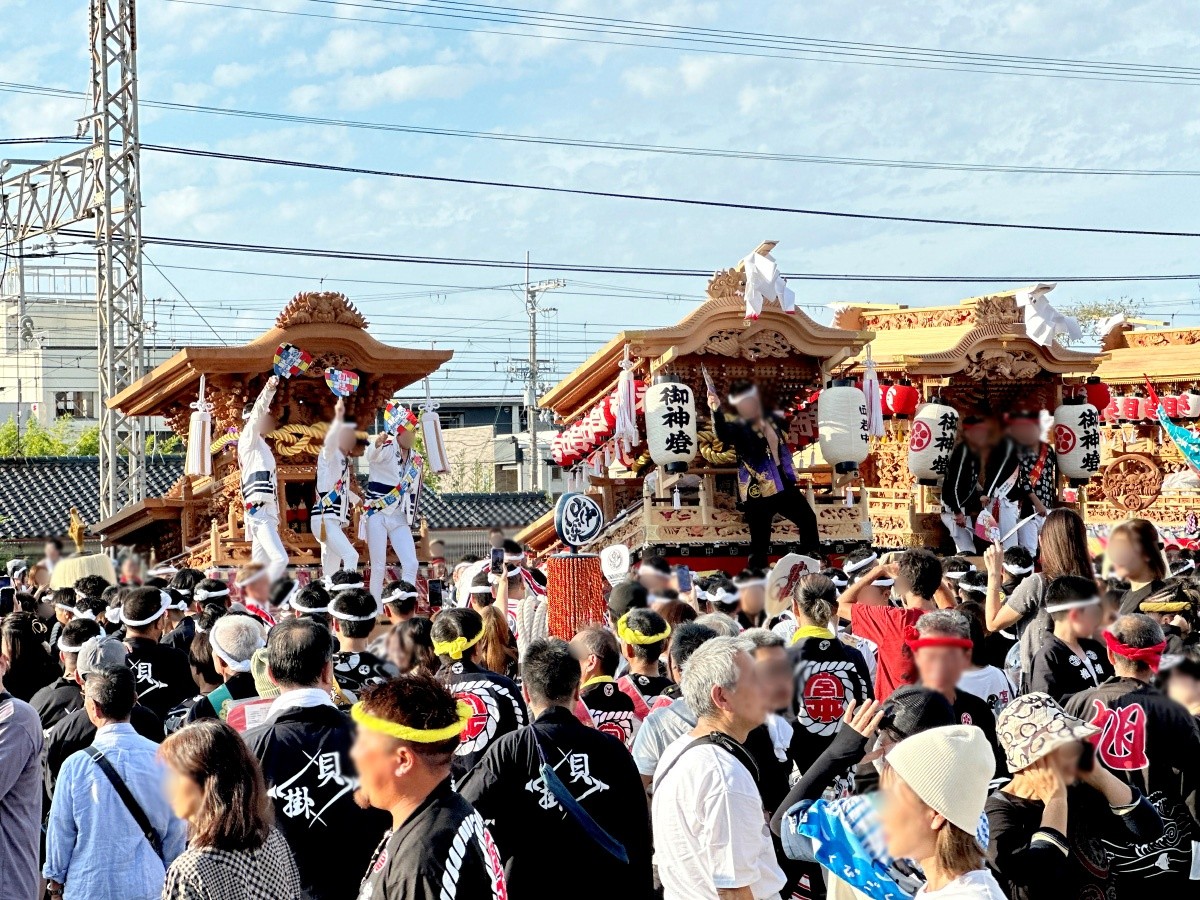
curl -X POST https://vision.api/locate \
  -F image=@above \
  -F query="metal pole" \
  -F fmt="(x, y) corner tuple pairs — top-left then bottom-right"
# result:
(526, 251), (539, 492)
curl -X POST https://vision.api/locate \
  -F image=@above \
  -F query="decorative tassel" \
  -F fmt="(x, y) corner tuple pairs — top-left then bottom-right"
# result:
(419, 379), (451, 474)
(546, 554), (607, 640)
(673, 485), (681, 508)
(613, 345), (640, 452)
(863, 347), (885, 438)
(186, 374), (213, 476)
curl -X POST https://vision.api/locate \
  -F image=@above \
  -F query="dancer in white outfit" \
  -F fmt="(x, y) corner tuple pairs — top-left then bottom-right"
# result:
(312, 397), (362, 580)
(362, 406), (424, 599)
(238, 376), (288, 583)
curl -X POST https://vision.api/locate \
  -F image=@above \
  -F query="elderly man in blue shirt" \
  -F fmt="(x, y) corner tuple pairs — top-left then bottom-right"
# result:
(43, 656), (186, 900)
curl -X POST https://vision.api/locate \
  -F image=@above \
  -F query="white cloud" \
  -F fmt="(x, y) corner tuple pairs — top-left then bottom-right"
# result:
(338, 64), (482, 108)
(211, 62), (259, 89)
(312, 29), (393, 74)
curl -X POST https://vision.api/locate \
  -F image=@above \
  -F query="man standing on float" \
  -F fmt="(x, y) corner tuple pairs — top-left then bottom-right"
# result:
(239, 375), (288, 583)
(363, 407), (423, 600)
(707, 378), (818, 568)
(312, 396), (361, 580)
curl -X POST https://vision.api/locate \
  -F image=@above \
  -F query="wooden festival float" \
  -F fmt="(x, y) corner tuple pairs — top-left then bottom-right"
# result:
(1083, 323), (1200, 545)
(97, 292), (452, 572)
(518, 242), (875, 571)
(837, 289), (1100, 549)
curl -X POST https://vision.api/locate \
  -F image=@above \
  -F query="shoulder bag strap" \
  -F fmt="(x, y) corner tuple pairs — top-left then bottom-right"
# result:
(654, 731), (759, 792)
(84, 746), (165, 863)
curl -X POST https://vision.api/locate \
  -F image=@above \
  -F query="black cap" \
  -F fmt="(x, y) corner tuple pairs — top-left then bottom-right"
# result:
(879, 685), (955, 740)
(608, 580), (649, 617)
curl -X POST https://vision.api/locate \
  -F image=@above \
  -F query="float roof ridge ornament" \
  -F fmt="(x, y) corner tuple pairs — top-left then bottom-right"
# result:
(275, 290), (368, 330)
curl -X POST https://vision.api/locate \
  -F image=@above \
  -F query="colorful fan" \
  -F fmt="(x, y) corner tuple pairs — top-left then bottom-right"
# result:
(272, 343), (313, 378)
(324, 368), (361, 397)
(384, 400), (418, 434)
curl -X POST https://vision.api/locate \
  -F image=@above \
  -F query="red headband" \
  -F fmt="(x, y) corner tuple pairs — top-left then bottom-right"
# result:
(904, 625), (973, 653)
(1102, 630), (1168, 672)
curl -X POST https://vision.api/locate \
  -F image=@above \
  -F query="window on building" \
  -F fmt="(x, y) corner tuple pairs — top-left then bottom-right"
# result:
(495, 467), (518, 492)
(55, 391), (96, 419)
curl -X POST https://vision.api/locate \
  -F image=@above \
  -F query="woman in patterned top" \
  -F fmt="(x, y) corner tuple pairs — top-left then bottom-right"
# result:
(159, 719), (302, 900)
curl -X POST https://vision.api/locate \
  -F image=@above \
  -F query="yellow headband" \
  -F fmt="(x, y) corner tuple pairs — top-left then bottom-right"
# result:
(351, 700), (472, 743)
(432, 628), (485, 660)
(616, 612), (671, 646)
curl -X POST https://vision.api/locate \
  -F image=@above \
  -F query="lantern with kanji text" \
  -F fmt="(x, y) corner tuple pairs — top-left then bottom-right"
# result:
(908, 397), (959, 486)
(1180, 390), (1200, 419)
(644, 375), (697, 474)
(818, 379), (870, 474)
(1053, 396), (1102, 485)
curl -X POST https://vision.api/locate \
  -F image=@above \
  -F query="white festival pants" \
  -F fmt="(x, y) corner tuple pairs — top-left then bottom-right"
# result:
(245, 507), (288, 583)
(366, 512), (417, 599)
(313, 513), (359, 581)
(940, 511), (977, 553)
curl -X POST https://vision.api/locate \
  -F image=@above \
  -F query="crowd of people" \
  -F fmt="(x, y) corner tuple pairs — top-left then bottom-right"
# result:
(1, 506), (1199, 900)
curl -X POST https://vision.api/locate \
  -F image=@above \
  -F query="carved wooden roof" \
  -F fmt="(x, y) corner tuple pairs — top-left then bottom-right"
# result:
(1096, 326), (1200, 384)
(540, 293), (872, 422)
(108, 292), (453, 417)
(838, 291), (1099, 377)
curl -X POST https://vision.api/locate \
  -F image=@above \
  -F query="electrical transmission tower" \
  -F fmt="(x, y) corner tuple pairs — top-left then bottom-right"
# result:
(0, 0), (145, 521)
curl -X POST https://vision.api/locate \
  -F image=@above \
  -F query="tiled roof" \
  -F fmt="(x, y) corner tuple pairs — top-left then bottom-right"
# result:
(0, 457), (553, 539)
(0, 456), (185, 540)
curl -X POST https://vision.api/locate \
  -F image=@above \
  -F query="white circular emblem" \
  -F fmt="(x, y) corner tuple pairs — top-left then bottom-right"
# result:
(1069, 655), (1081, 666)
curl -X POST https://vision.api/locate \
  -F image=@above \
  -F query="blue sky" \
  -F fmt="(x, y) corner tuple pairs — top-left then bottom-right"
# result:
(4, 0), (1200, 396)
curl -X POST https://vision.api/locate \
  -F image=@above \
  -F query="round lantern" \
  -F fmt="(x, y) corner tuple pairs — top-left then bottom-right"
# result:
(880, 381), (895, 418)
(818, 379), (869, 474)
(1118, 395), (1140, 422)
(886, 381), (921, 419)
(551, 433), (566, 466)
(1102, 397), (1120, 422)
(1083, 377), (1110, 413)
(1161, 395), (1180, 419)
(644, 375), (697, 474)
(1053, 396), (1101, 485)
(633, 380), (647, 416)
(908, 397), (958, 486)
(1180, 390), (1200, 419)
(602, 394), (618, 430)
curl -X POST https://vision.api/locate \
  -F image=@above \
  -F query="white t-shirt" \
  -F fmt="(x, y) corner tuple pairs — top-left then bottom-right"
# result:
(956, 666), (1016, 719)
(916, 870), (1007, 899)
(651, 734), (785, 900)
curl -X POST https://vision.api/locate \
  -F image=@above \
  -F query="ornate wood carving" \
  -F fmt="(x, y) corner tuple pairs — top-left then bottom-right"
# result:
(1101, 454), (1163, 511)
(860, 308), (972, 331)
(1125, 329), (1200, 348)
(705, 268), (746, 302)
(961, 349), (1041, 381)
(697, 329), (799, 360)
(275, 291), (368, 330)
(972, 295), (1021, 326)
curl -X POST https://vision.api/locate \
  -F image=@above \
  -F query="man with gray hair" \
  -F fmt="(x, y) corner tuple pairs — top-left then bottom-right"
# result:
(695, 612), (742, 639)
(651, 636), (785, 900)
(909, 608), (1006, 778)
(1065, 613), (1200, 892)
(186, 613), (265, 723)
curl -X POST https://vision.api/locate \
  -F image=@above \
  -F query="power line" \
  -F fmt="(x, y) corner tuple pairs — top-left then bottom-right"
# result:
(129, 144), (1200, 238)
(160, 0), (1200, 87)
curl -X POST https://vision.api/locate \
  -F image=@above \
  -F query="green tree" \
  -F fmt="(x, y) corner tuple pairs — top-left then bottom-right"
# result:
(0, 414), (75, 457)
(72, 425), (100, 456)
(1063, 296), (1147, 345)
(146, 433), (183, 455)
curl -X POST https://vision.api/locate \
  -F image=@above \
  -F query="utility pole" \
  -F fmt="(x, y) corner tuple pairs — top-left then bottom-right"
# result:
(0, 0), (145, 521)
(522, 251), (563, 492)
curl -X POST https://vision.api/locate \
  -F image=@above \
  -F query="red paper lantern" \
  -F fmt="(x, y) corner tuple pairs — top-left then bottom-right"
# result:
(602, 394), (617, 429)
(1083, 377), (1110, 413)
(1118, 396), (1140, 421)
(886, 382), (920, 418)
(880, 382), (895, 417)
(633, 380), (647, 416)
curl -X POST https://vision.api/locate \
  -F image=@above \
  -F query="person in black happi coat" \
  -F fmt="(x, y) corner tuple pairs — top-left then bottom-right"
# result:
(119, 587), (195, 719)
(30, 618), (101, 731)
(245, 618), (389, 900)
(571, 626), (639, 749)
(351, 675), (507, 900)
(431, 607), (527, 781)
(460, 638), (654, 900)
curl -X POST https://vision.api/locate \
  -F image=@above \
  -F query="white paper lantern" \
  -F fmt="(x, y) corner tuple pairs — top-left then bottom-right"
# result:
(1180, 391), (1200, 419)
(909, 398), (959, 486)
(1053, 397), (1102, 485)
(644, 376), (697, 474)
(818, 380), (869, 474)
(1137, 396), (1156, 421)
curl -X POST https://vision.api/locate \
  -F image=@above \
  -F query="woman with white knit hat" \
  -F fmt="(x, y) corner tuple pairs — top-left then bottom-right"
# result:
(881, 725), (1006, 899)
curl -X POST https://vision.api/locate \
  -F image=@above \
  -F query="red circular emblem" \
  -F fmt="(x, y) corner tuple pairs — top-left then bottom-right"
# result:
(457, 692), (489, 741)
(1054, 424), (1076, 455)
(598, 720), (627, 741)
(802, 672), (847, 724)
(909, 421), (932, 451)
(960, 712), (973, 725)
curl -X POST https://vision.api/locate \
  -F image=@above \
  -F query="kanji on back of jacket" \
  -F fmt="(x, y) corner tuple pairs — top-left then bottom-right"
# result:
(518, 241), (876, 577)
(837, 287), (1103, 552)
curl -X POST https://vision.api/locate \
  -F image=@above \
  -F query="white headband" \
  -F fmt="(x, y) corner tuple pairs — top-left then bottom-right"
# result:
(469, 585), (494, 595)
(194, 586), (229, 603)
(695, 588), (709, 601)
(844, 554), (878, 575)
(383, 589), (419, 603)
(58, 640), (86, 654)
(55, 602), (76, 614)
(235, 568), (269, 588)
(711, 587), (738, 606)
(121, 591), (172, 627)
(73, 608), (97, 621)
(503, 553), (523, 563)
(829, 576), (848, 589)
(734, 578), (767, 589)
(105, 606), (122, 624)
(1046, 596), (1101, 614)
(728, 386), (758, 404)
(171, 588), (193, 596)
(209, 629), (264, 673)
(872, 577), (895, 587)
(958, 584), (987, 596)
(1003, 563), (1034, 576)
(328, 606), (377, 622)
(163, 598), (189, 612)
(944, 570), (970, 580)
(290, 593), (328, 615)
(328, 581), (365, 592)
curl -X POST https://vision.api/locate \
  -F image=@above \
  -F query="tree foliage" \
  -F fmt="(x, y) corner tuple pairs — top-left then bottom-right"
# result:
(1063, 296), (1147, 344)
